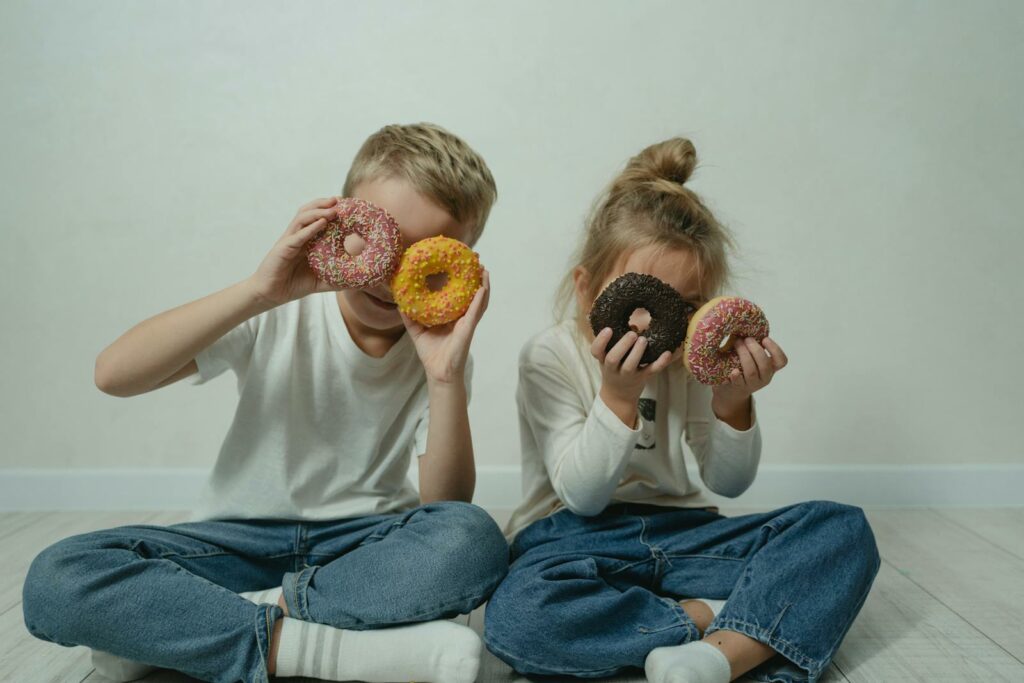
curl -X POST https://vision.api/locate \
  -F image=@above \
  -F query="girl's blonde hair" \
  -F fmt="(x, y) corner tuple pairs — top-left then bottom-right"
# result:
(557, 137), (736, 323)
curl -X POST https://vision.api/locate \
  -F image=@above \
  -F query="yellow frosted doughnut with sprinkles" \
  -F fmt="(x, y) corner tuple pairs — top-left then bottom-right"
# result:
(391, 236), (483, 326)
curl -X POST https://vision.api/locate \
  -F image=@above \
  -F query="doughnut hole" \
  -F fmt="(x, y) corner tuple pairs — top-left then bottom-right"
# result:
(343, 233), (367, 257)
(628, 307), (651, 334)
(426, 272), (449, 292)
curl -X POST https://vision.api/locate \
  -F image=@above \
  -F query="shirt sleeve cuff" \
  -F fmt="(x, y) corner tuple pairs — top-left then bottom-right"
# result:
(713, 395), (758, 437)
(593, 393), (642, 435)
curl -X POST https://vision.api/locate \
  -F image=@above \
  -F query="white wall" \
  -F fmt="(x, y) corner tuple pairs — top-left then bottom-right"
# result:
(1, 2), (1022, 488)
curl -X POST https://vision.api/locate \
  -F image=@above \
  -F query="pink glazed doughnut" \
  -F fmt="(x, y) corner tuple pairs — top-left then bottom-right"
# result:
(306, 198), (402, 288)
(684, 296), (770, 385)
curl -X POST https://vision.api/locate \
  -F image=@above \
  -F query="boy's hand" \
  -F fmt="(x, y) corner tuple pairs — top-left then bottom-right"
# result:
(592, 328), (673, 427)
(402, 270), (490, 385)
(711, 336), (789, 421)
(248, 197), (340, 307)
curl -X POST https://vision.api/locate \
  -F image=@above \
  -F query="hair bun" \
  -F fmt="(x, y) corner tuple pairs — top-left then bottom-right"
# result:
(628, 137), (698, 186)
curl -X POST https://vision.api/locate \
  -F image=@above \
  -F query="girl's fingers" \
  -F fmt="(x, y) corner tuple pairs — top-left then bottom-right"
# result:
(590, 327), (613, 362)
(762, 337), (788, 370)
(735, 340), (759, 383)
(621, 335), (648, 373)
(605, 331), (637, 367)
(745, 338), (773, 382)
(729, 367), (744, 386)
(647, 350), (673, 374)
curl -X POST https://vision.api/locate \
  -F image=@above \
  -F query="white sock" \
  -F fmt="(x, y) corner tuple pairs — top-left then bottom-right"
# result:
(90, 649), (156, 682)
(696, 598), (727, 618)
(645, 640), (731, 683)
(239, 585), (283, 606)
(274, 617), (482, 682)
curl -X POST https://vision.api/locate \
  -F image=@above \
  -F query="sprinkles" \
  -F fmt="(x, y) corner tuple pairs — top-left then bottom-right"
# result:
(391, 236), (482, 326)
(684, 296), (770, 385)
(306, 198), (402, 288)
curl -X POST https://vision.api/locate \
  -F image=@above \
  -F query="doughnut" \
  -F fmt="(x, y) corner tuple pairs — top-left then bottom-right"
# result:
(306, 198), (402, 288)
(588, 273), (695, 365)
(684, 296), (770, 385)
(391, 236), (483, 326)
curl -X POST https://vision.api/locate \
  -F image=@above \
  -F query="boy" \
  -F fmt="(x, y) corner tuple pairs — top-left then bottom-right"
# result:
(22, 123), (508, 683)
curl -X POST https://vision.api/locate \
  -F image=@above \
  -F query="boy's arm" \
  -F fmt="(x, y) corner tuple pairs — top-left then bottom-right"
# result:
(95, 198), (340, 397)
(407, 272), (490, 504)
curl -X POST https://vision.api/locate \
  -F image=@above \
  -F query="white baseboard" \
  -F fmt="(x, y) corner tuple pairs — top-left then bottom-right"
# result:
(0, 465), (1021, 512)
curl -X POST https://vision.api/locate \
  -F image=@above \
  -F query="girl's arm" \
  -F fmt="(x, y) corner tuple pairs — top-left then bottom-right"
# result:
(687, 336), (788, 496)
(519, 330), (670, 516)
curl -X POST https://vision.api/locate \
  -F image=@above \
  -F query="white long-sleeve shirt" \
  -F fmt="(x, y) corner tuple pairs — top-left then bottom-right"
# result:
(503, 319), (762, 542)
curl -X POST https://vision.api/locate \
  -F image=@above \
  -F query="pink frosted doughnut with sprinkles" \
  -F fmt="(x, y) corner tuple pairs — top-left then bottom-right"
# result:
(306, 198), (402, 288)
(391, 236), (482, 326)
(684, 296), (770, 385)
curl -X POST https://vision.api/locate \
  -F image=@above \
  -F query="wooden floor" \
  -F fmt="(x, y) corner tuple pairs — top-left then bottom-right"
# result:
(1, 508), (1022, 682)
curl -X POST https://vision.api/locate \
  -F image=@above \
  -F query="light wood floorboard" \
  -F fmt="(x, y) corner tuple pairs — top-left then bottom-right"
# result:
(2, 508), (1022, 682)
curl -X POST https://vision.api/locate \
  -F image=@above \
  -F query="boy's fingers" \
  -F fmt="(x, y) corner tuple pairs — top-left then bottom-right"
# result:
(299, 197), (338, 212)
(285, 218), (327, 249)
(289, 208), (337, 233)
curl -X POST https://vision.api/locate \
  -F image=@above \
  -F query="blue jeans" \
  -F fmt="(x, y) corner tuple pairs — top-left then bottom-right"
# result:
(22, 500), (509, 683)
(484, 501), (879, 682)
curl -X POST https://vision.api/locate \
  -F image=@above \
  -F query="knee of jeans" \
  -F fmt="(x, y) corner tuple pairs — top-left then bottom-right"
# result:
(802, 500), (880, 566)
(427, 501), (510, 584)
(484, 575), (595, 675)
(22, 538), (92, 643)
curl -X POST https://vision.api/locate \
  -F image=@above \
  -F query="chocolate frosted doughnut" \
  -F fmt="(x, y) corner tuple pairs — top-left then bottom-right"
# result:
(589, 273), (694, 365)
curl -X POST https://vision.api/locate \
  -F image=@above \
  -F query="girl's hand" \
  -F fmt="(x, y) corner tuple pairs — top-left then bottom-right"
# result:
(403, 270), (490, 385)
(591, 328), (673, 427)
(248, 197), (340, 307)
(711, 336), (789, 411)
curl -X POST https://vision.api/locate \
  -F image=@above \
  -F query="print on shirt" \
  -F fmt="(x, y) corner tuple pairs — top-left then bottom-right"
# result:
(636, 397), (656, 450)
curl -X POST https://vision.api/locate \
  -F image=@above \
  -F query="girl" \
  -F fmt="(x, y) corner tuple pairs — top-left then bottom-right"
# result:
(484, 138), (879, 683)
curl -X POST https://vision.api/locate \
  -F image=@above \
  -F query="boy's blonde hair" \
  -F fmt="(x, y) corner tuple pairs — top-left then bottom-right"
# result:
(558, 137), (736, 322)
(343, 123), (497, 245)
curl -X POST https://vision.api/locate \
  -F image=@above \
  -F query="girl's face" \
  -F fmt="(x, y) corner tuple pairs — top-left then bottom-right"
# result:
(574, 243), (706, 360)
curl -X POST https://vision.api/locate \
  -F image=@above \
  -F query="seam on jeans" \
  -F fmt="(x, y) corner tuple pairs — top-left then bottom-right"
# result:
(605, 555), (655, 576)
(638, 515), (657, 560)
(706, 617), (819, 677)
(156, 550), (232, 559)
(768, 602), (792, 638)
(812, 555), (879, 674)
(295, 566), (316, 621)
(662, 552), (746, 562)
(637, 596), (700, 641)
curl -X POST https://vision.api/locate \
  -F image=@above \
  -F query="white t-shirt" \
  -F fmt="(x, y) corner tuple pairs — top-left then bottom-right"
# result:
(189, 291), (470, 522)
(504, 320), (761, 542)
